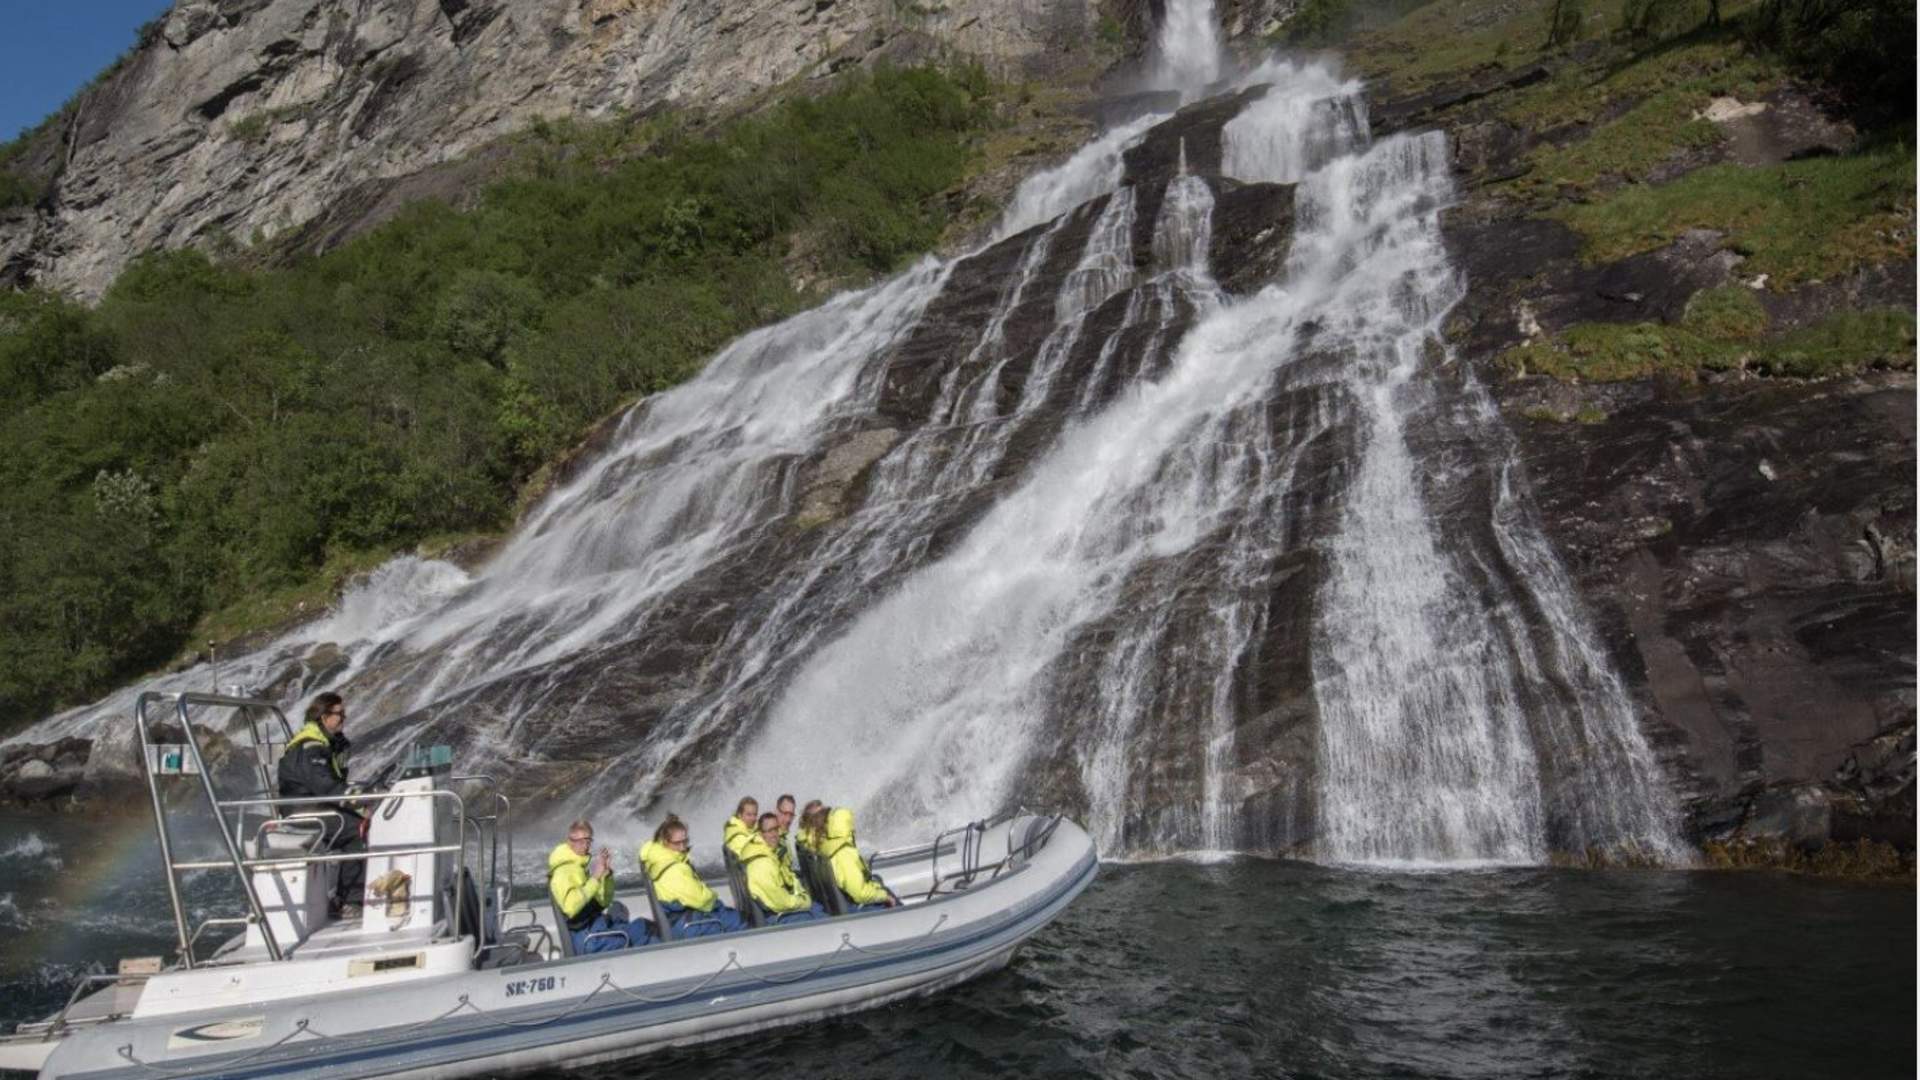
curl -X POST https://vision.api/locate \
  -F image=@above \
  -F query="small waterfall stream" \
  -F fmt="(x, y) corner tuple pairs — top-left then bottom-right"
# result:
(16, 6), (1685, 866)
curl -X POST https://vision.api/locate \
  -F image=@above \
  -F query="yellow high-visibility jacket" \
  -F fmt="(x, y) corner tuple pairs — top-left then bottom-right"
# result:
(739, 835), (811, 914)
(818, 807), (889, 906)
(639, 840), (719, 913)
(722, 816), (755, 861)
(547, 843), (614, 928)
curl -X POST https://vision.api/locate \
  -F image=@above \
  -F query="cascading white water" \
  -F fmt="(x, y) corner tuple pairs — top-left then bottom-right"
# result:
(18, 3), (1686, 866)
(997, 112), (1165, 241)
(1220, 109), (1684, 866)
(1154, 0), (1224, 96)
(1221, 62), (1369, 180)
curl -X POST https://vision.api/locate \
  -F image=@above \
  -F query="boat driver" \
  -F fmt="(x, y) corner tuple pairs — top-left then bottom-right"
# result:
(742, 813), (827, 923)
(276, 692), (368, 920)
(548, 819), (652, 952)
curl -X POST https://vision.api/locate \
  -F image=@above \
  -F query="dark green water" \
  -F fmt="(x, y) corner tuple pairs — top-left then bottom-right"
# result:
(2, 816), (1912, 1079)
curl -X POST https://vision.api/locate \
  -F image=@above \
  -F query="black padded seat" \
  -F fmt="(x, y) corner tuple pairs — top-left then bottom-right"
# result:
(805, 850), (848, 916)
(722, 850), (766, 928)
(637, 868), (676, 943)
(549, 894), (578, 957)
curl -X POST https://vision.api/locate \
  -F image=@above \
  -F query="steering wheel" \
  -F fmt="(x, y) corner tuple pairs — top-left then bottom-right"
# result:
(351, 761), (399, 793)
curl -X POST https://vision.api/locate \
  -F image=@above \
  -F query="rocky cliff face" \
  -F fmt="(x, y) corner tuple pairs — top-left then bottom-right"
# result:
(0, 0), (1107, 301)
(1373, 63), (1916, 861)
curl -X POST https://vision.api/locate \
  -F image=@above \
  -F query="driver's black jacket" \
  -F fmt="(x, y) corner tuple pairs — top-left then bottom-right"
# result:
(276, 721), (362, 821)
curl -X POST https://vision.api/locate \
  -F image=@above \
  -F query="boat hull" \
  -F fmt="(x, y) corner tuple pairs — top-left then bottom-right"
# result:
(28, 815), (1096, 1079)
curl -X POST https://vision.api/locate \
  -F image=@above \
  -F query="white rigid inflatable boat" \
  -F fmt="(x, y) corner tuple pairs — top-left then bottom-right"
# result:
(0, 693), (1099, 1079)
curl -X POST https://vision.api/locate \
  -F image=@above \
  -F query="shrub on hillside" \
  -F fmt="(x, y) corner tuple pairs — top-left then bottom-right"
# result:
(0, 65), (1000, 735)
(1750, 0), (1916, 127)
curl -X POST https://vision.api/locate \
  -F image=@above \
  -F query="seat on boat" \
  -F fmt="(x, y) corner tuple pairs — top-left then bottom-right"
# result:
(636, 869), (676, 942)
(547, 894), (640, 956)
(548, 895), (579, 957)
(241, 815), (344, 948)
(634, 866), (726, 942)
(802, 849), (847, 916)
(795, 848), (830, 911)
(721, 851), (766, 928)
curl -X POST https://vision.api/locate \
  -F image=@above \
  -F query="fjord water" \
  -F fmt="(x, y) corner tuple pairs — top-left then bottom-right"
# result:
(1, 817), (1910, 1078)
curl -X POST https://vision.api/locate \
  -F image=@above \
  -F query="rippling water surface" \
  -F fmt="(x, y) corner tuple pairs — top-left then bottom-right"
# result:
(1, 815), (1910, 1079)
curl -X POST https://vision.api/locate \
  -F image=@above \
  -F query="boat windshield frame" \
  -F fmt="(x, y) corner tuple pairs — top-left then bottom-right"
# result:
(133, 691), (502, 968)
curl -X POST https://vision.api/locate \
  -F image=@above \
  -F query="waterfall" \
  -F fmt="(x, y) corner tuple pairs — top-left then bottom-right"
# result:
(1217, 98), (1684, 865)
(1154, 0), (1223, 96)
(1221, 62), (1370, 181)
(18, 40), (1686, 866)
(997, 112), (1165, 241)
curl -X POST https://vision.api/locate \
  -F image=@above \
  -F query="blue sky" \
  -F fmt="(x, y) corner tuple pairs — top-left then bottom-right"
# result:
(1, 0), (173, 143)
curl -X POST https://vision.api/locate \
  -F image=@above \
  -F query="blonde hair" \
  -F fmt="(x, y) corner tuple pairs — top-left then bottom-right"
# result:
(800, 803), (828, 848)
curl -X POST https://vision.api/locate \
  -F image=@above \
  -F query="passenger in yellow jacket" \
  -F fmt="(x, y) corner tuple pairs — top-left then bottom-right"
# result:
(548, 818), (651, 953)
(741, 813), (826, 924)
(820, 807), (898, 911)
(638, 815), (746, 938)
(722, 797), (759, 862)
(796, 801), (826, 854)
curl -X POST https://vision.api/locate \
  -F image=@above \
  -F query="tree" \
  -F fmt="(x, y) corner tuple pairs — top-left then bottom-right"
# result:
(1545, 0), (1586, 46)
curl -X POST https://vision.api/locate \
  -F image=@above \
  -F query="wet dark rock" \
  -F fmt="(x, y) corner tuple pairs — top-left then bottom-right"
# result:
(1496, 373), (1916, 850)
(259, 642), (353, 702)
(1442, 216), (1745, 360)
(793, 428), (901, 528)
(1739, 782), (1835, 848)
(1123, 86), (1270, 245)
(0, 737), (93, 805)
(1080, 89), (1184, 129)
(1370, 62), (1551, 136)
(1755, 263), (1918, 334)
(1210, 179), (1295, 295)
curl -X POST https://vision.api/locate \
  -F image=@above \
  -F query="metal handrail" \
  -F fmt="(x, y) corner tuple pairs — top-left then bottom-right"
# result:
(450, 775), (513, 901)
(187, 917), (252, 952)
(212, 787), (471, 943)
(135, 692), (485, 966)
(922, 809), (1053, 898)
(170, 844), (463, 872)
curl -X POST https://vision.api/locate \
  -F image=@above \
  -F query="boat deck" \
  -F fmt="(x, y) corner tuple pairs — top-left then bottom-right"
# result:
(208, 919), (447, 967)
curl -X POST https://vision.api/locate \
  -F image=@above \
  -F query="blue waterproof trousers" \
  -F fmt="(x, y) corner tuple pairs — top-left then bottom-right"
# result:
(666, 902), (748, 937)
(767, 903), (829, 925)
(570, 902), (653, 953)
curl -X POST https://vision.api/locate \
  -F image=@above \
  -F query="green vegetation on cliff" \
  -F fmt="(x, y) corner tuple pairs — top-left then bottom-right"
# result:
(1499, 299), (1915, 380)
(1349, 0), (1914, 382)
(0, 65), (999, 733)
